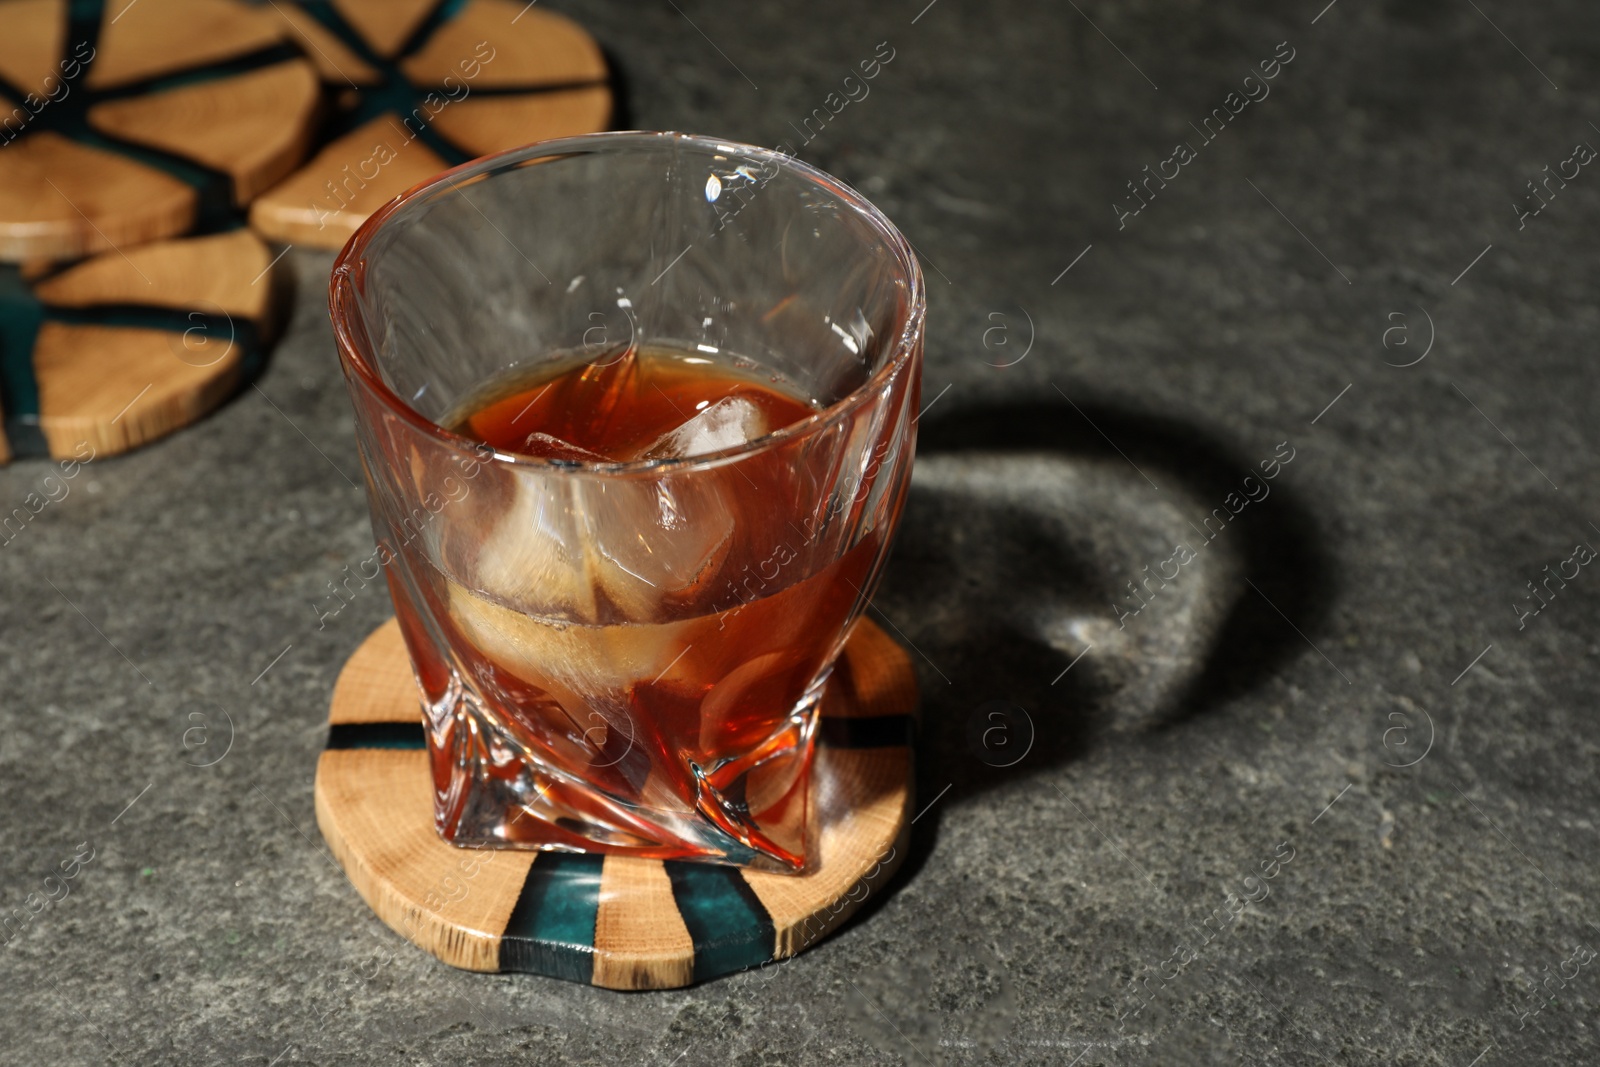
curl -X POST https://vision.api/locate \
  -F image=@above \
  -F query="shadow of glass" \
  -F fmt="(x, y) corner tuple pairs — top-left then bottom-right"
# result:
(872, 396), (1334, 809)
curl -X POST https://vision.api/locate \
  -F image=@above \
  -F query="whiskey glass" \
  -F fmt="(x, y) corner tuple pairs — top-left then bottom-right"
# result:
(329, 132), (924, 872)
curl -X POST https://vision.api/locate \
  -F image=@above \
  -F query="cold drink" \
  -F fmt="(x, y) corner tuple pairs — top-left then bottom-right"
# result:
(388, 345), (899, 870)
(330, 132), (924, 875)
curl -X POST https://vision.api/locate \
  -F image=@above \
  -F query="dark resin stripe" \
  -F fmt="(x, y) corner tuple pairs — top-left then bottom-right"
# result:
(500, 852), (602, 983)
(4, 1), (262, 231)
(393, 0), (469, 61)
(0, 255), (271, 450)
(818, 714), (912, 749)
(325, 722), (426, 750)
(44, 303), (269, 379)
(73, 126), (239, 232)
(295, 0), (475, 166)
(665, 862), (775, 981)
(89, 45), (304, 101)
(0, 266), (45, 457)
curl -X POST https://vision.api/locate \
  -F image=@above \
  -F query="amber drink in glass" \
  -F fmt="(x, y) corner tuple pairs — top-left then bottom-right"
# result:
(330, 133), (924, 872)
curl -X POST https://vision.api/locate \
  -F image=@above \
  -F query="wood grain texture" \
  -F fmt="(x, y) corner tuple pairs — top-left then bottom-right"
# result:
(328, 618), (421, 727)
(248, 0), (609, 249)
(0, 0), (66, 98)
(32, 230), (276, 321)
(836, 619), (922, 719)
(426, 86), (612, 160)
(248, 113), (449, 247)
(15, 231), (285, 460)
(741, 624), (917, 956)
(265, 2), (381, 86)
(0, 133), (195, 261)
(330, 0), (440, 59)
(87, 60), (322, 205)
(743, 748), (911, 959)
(32, 321), (242, 458)
(593, 856), (696, 990)
(315, 617), (915, 988)
(87, 0), (286, 90)
(316, 748), (538, 973)
(399, 0), (607, 88)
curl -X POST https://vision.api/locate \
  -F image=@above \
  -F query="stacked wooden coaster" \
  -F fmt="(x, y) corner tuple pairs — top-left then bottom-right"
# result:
(249, 0), (613, 248)
(316, 618), (917, 990)
(0, 0), (612, 461)
(0, 0), (320, 260)
(1, 231), (281, 460)
(0, 0), (315, 460)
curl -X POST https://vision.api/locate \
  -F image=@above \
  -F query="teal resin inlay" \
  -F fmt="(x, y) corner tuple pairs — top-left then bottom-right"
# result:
(0, 267), (45, 454)
(500, 852), (603, 983)
(665, 862), (776, 981)
(817, 713), (913, 749)
(292, 0), (477, 168)
(324, 722), (426, 750)
(0, 1), (281, 230)
(0, 0), (293, 456)
(0, 263), (269, 457)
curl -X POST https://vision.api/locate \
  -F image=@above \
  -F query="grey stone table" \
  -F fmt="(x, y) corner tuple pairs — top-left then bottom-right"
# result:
(3, 1), (1597, 1063)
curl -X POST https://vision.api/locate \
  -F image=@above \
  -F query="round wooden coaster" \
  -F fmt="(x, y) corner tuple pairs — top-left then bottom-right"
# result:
(249, 0), (613, 250)
(0, 0), (321, 262)
(0, 229), (286, 461)
(315, 616), (917, 990)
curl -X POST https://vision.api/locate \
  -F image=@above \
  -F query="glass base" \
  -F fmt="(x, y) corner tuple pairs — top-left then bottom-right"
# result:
(316, 615), (918, 988)
(423, 673), (823, 873)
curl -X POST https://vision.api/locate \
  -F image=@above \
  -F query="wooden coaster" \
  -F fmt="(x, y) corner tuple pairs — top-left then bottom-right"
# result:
(315, 616), (917, 990)
(0, 0), (321, 262)
(249, 0), (613, 249)
(0, 230), (286, 461)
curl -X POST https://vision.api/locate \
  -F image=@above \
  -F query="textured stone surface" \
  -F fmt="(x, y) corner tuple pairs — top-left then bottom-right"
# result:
(3, 0), (1599, 1063)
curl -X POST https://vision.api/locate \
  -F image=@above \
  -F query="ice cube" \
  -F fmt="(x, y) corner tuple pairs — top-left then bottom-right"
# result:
(444, 580), (699, 814)
(464, 460), (595, 618)
(581, 476), (735, 619)
(697, 649), (796, 757)
(466, 462), (736, 625)
(640, 396), (767, 460)
(517, 432), (610, 463)
(447, 577), (678, 696)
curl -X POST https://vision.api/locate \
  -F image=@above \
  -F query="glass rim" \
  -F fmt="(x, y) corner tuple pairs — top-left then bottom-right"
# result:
(328, 130), (926, 476)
